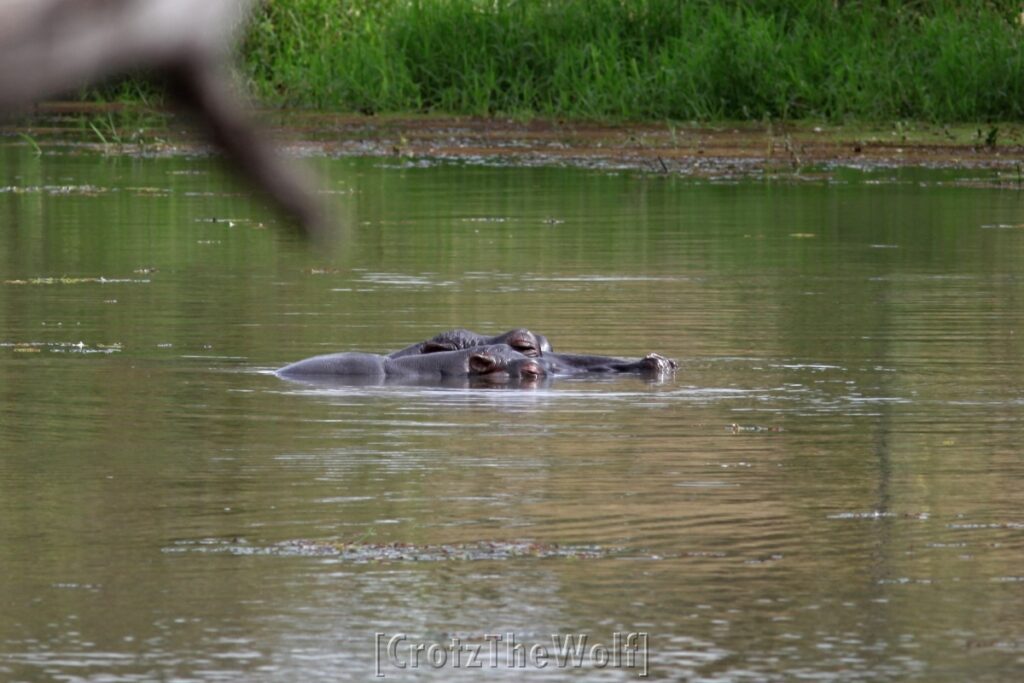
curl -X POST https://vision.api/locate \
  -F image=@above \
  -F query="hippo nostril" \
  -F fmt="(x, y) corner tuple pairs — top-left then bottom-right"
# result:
(521, 362), (544, 378)
(469, 354), (498, 374)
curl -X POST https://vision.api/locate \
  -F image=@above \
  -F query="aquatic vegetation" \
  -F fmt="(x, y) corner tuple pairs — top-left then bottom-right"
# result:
(727, 423), (784, 433)
(240, 0), (1024, 123)
(3, 276), (149, 285)
(0, 185), (108, 196)
(87, 117), (114, 147)
(0, 341), (123, 354)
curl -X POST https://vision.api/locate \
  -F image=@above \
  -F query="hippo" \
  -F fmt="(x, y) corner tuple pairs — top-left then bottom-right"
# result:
(388, 328), (551, 359)
(277, 344), (545, 383)
(387, 328), (676, 376)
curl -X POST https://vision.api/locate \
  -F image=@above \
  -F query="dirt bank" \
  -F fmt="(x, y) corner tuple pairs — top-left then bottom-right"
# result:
(284, 113), (1024, 178)
(8, 104), (1024, 181)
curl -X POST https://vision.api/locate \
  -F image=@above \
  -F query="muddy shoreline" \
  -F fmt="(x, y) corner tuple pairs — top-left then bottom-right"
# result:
(6, 103), (1024, 180)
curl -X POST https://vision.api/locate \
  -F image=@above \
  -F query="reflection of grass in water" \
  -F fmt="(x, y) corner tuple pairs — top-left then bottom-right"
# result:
(17, 133), (42, 157)
(239, 0), (1024, 123)
(347, 527), (377, 545)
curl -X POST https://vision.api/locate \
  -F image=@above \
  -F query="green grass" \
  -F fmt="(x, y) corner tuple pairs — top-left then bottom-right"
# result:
(99, 1), (1024, 123)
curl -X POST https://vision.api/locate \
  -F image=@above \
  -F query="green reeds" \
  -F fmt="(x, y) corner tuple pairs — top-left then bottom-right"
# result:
(233, 0), (1024, 122)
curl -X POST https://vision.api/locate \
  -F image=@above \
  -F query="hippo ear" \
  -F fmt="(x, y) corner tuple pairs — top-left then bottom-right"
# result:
(423, 341), (458, 353)
(469, 352), (497, 374)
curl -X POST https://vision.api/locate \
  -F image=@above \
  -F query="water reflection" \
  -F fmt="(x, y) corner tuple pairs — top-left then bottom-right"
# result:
(273, 372), (553, 390)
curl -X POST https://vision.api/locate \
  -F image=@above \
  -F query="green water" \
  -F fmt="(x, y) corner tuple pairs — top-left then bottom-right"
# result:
(2, 145), (1024, 681)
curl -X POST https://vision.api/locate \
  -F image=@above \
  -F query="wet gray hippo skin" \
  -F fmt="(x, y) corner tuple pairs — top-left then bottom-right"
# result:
(278, 344), (545, 382)
(388, 328), (551, 359)
(540, 352), (678, 375)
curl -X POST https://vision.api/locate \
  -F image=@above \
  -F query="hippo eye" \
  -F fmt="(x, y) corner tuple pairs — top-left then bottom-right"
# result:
(469, 353), (498, 374)
(423, 341), (458, 353)
(511, 342), (539, 358)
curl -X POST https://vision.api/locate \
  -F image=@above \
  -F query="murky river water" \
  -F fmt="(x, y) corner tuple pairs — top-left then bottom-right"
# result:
(2, 143), (1023, 681)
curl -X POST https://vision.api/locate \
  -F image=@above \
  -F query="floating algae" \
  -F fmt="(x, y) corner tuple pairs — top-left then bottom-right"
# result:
(166, 538), (611, 563)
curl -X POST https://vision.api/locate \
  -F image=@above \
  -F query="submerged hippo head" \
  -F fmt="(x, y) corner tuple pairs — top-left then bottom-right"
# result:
(512, 357), (547, 380)
(639, 353), (678, 374)
(468, 344), (548, 381)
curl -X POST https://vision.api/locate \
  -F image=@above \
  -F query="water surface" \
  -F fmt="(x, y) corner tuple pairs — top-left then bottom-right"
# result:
(2, 146), (1023, 681)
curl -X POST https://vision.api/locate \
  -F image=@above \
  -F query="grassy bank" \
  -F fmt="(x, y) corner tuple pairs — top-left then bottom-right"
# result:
(238, 0), (1024, 123)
